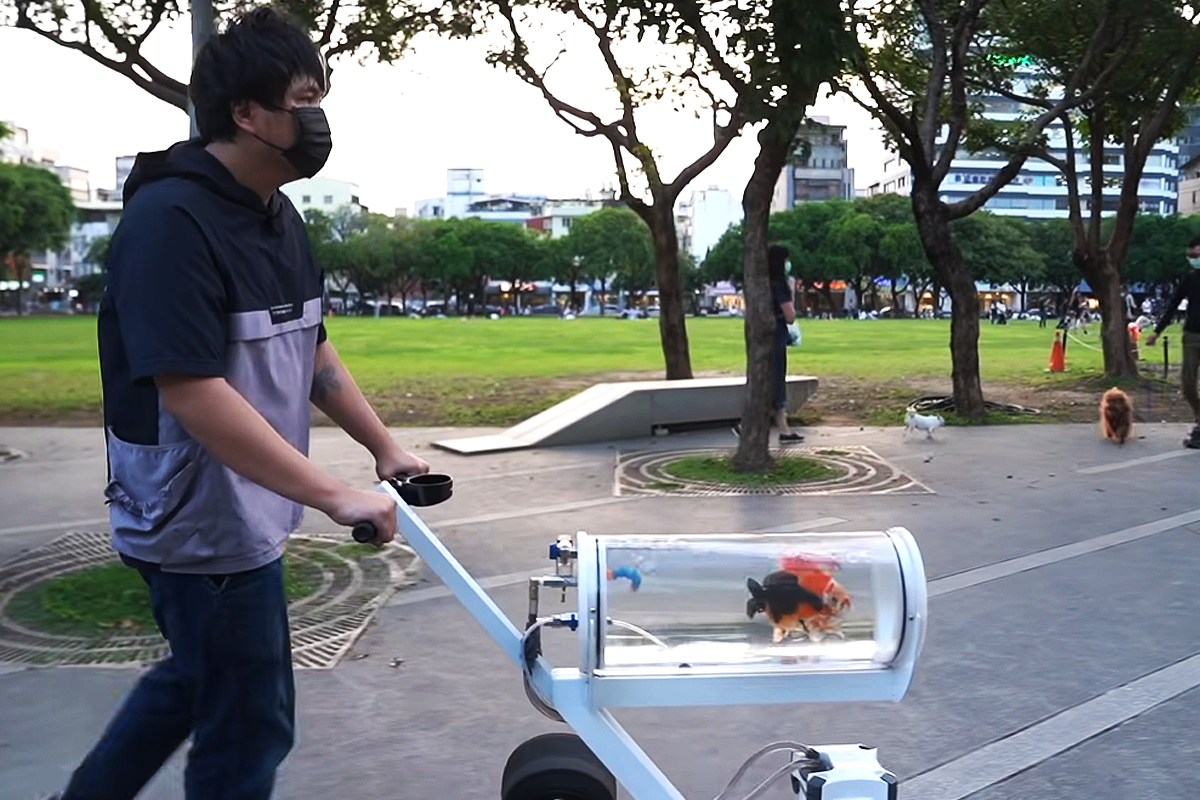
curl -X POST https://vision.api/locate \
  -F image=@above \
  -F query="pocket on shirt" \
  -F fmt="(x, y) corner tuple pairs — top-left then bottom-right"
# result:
(103, 428), (204, 532)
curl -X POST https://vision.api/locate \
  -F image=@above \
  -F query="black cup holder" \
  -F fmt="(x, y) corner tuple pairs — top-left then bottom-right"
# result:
(391, 473), (453, 507)
(351, 473), (455, 542)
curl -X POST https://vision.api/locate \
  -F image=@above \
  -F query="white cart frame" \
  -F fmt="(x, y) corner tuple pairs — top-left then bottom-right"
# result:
(381, 481), (928, 800)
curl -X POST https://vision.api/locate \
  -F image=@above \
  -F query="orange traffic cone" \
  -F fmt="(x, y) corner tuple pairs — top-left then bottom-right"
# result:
(1048, 331), (1066, 372)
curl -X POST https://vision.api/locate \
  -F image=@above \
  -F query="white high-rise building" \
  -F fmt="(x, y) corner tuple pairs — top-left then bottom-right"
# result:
(678, 186), (742, 261)
(868, 70), (1178, 218)
(281, 176), (365, 216)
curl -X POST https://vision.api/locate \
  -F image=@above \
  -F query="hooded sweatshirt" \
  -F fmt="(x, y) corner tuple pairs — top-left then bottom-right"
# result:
(98, 140), (326, 574)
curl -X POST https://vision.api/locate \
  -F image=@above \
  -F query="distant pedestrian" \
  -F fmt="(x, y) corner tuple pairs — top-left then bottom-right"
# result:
(769, 244), (803, 443)
(1146, 236), (1200, 449)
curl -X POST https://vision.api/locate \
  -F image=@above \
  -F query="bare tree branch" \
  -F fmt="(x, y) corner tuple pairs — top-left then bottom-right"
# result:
(681, 66), (724, 140)
(667, 97), (745, 196)
(933, 0), (988, 180)
(560, 0), (641, 149)
(132, 0), (173, 48)
(944, 13), (1144, 220)
(318, 0), (342, 47)
(491, 0), (630, 148)
(914, 0), (950, 153)
(670, 0), (746, 94)
(611, 138), (648, 218)
(13, 8), (187, 109)
(1059, 112), (1085, 239)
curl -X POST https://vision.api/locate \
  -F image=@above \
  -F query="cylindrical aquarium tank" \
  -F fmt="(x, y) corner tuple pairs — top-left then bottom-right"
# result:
(579, 530), (925, 677)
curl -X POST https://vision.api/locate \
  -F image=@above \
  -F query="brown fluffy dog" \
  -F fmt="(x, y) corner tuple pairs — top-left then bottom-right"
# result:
(1101, 387), (1133, 444)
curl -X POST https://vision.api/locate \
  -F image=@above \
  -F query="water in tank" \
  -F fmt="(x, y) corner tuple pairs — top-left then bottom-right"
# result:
(594, 532), (908, 675)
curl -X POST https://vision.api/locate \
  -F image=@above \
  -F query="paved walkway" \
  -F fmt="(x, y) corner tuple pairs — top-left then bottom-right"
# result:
(2, 421), (1199, 799)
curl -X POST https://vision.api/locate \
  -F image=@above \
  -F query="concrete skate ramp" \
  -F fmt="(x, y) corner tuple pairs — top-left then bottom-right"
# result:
(431, 376), (819, 455)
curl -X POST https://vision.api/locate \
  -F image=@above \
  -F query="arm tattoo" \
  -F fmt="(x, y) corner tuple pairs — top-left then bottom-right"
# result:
(310, 364), (342, 404)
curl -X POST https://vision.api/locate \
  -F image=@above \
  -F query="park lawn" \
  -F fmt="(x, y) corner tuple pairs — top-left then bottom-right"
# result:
(0, 314), (1120, 426)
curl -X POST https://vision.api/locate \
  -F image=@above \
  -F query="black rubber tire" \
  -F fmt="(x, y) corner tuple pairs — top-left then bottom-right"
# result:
(501, 733), (616, 800)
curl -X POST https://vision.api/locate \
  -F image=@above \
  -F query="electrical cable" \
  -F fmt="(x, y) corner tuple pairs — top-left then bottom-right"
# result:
(608, 618), (669, 649)
(711, 741), (824, 800)
(520, 617), (563, 722)
(905, 394), (1042, 416)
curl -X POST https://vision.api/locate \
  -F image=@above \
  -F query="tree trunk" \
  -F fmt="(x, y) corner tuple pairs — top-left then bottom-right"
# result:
(648, 204), (693, 380)
(733, 120), (794, 472)
(912, 190), (986, 417)
(1073, 241), (1139, 378)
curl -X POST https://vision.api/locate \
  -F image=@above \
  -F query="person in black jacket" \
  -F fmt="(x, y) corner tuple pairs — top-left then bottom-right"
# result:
(769, 245), (803, 443)
(1146, 236), (1200, 448)
(56, 8), (428, 800)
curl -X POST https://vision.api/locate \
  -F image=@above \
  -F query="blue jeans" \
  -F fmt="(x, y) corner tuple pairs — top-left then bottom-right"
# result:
(62, 556), (295, 800)
(773, 328), (789, 412)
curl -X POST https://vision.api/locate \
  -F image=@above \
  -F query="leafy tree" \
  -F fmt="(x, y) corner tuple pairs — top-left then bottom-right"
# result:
(718, 0), (855, 470)
(70, 234), (113, 311)
(1026, 217), (1083, 310)
(3, 0), (426, 111)
(1124, 214), (1200, 293)
(0, 162), (75, 314)
(992, 0), (1200, 375)
(84, 234), (112, 272)
(565, 207), (654, 312)
(842, 0), (1138, 415)
(952, 213), (1044, 311)
(421, 0), (787, 378)
(699, 222), (745, 291)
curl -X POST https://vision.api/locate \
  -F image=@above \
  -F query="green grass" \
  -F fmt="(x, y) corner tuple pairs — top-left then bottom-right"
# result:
(0, 314), (1149, 423)
(5, 555), (322, 637)
(662, 455), (843, 486)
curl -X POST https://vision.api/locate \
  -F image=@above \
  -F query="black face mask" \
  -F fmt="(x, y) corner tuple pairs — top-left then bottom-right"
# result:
(257, 105), (332, 179)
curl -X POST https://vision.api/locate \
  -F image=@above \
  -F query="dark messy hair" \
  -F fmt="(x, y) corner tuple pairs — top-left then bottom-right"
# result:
(768, 243), (790, 285)
(1189, 236), (1200, 249)
(189, 6), (326, 142)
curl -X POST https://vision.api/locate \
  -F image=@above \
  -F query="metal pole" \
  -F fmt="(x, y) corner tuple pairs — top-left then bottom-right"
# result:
(189, 0), (216, 137)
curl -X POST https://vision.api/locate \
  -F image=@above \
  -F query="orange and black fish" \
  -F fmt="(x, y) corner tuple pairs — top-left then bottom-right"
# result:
(747, 571), (827, 643)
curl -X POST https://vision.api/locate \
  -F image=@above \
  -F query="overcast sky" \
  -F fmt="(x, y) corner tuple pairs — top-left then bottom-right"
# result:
(0, 18), (891, 215)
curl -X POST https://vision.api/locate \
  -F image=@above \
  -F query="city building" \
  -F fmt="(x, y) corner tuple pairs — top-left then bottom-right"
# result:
(463, 194), (546, 225)
(771, 117), (855, 212)
(865, 155), (912, 198)
(526, 189), (621, 239)
(416, 168), (550, 225)
(445, 167), (486, 219)
(281, 176), (365, 216)
(677, 186), (741, 262)
(1178, 152), (1200, 215)
(113, 155), (136, 199)
(868, 71), (1179, 218)
(415, 197), (445, 219)
(0, 122), (59, 166)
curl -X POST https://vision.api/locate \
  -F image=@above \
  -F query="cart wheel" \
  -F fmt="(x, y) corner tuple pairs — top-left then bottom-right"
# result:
(501, 733), (616, 800)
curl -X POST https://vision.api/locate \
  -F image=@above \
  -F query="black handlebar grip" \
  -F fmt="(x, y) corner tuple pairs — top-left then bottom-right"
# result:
(352, 522), (377, 543)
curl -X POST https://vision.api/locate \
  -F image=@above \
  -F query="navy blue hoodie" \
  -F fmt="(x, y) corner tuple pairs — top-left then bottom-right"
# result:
(98, 140), (326, 574)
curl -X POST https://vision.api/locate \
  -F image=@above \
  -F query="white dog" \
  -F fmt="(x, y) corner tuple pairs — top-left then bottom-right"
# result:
(905, 411), (945, 438)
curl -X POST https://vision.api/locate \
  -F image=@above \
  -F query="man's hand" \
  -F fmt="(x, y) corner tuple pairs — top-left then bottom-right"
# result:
(325, 487), (397, 546)
(1146, 332), (1159, 347)
(376, 443), (430, 481)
